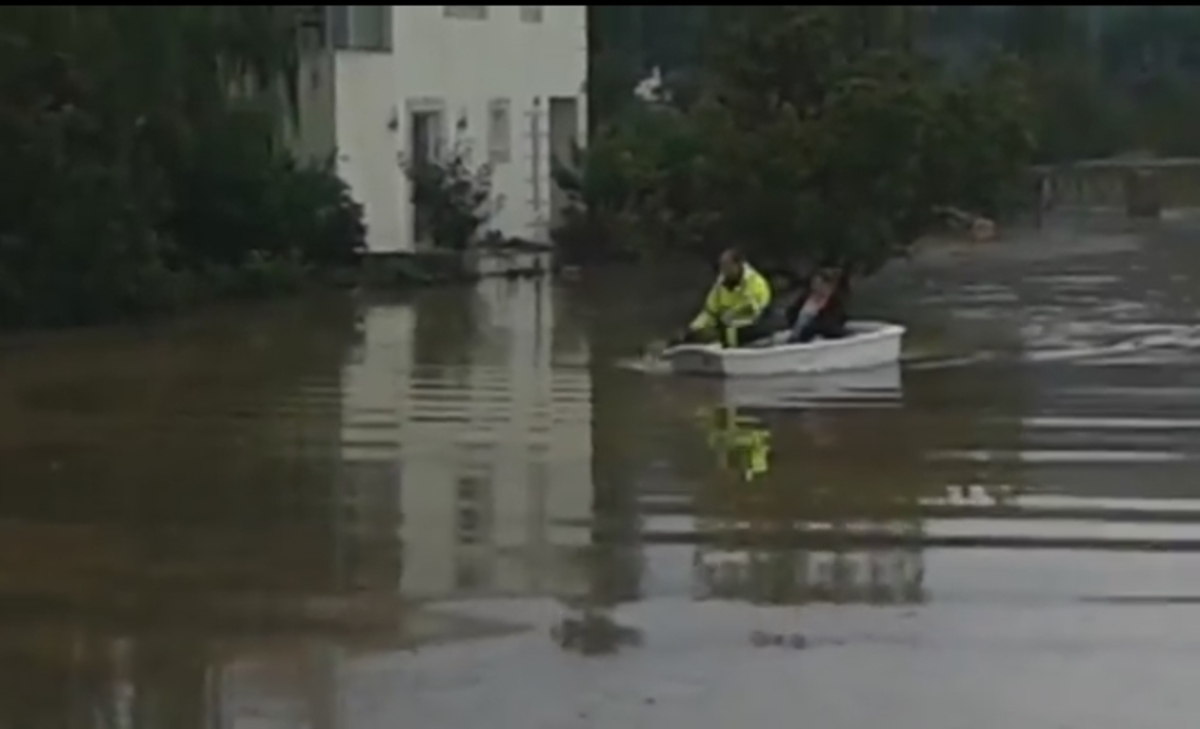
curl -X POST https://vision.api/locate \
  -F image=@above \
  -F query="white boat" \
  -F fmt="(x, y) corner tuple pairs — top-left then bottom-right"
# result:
(662, 320), (906, 377)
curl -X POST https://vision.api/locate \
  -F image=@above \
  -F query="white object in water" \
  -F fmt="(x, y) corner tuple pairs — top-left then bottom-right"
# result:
(662, 320), (907, 377)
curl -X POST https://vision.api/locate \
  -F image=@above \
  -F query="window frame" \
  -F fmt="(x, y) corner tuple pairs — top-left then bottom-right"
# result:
(444, 6), (488, 21)
(330, 5), (393, 52)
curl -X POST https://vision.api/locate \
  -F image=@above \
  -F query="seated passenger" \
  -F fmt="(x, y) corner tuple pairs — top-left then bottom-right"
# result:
(675, 248), (774, 348)
(785, 267), (849, 344)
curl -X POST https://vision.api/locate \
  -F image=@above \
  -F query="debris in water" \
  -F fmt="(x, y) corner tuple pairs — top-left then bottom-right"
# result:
(750, 630), (807, 649)
(551, 608), (643, 655)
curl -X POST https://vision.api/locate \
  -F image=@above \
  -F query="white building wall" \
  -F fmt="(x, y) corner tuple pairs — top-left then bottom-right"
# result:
(332, 53), (405, 252)
(298, 6), (588, 254)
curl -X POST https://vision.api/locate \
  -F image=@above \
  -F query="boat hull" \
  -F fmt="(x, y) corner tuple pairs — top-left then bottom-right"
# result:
(662, 321), (906, 377)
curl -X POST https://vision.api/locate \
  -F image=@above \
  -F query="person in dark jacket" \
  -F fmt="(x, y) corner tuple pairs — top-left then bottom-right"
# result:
(785, 267), (849, 343)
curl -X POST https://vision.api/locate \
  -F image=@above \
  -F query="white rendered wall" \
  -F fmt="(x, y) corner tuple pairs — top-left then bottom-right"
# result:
(320, 6), (588, 253)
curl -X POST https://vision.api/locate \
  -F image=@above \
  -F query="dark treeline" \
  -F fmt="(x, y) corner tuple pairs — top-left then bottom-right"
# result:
(591, 6), (1200, 161)
(3, 7), (1196, 328)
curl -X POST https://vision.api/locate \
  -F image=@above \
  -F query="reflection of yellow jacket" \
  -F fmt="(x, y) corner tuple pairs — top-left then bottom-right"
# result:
(689, 265), (772, 335)
(704, 408), (771, 482)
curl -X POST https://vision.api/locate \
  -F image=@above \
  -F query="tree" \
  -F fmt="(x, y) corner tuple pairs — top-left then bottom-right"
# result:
(560, 6), (1035, 276)
(0, 7), (365, 327)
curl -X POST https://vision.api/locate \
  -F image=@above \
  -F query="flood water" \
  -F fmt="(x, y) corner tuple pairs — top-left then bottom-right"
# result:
(4, 217), (1200, 726)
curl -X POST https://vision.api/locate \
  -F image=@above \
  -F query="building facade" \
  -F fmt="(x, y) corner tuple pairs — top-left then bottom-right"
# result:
(292, 5), (588, 253)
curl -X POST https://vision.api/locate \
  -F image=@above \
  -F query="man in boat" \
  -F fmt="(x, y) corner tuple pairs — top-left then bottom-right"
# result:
(785, 266), (849, 344)
(674, 248), (774, 348)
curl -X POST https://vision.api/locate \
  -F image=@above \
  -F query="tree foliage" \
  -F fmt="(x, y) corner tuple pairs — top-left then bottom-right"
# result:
(0, 7), (365, 328)
(929, 5), (1200, 160)
(557, 6), (1035, 275)
(595, 6), (1200, 162)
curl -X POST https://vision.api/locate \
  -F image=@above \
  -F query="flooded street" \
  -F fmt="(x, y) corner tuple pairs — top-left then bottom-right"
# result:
(4, 216), (1200, 727)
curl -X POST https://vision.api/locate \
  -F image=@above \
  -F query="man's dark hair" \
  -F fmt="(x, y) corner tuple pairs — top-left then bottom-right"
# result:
(722, 248), (745, 265)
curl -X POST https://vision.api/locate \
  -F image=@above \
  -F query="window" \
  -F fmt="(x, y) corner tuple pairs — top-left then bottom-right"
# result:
(296, 5), (327, 50)
(488, 99), (512, 164)
(519, 6), (543, 23)
(331, 6), (392, 51)
(444, 6), (487, 20)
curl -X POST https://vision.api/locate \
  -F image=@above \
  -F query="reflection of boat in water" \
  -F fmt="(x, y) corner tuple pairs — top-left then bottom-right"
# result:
(720, 363), (902, 410)
(701, 407), (772, 482)
(681, 363), (903, 481)
(663, 321), (906, 377)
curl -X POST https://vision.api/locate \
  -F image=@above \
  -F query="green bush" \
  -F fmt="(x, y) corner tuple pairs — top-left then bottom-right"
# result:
(165, 110), (365, 273)
(0, 7), (366, 328)
(551, 105), (709, 263)
(402, 140), (493, 252)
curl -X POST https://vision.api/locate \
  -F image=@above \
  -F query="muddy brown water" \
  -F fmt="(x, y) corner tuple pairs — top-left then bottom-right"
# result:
(3, 216), (1200, 723)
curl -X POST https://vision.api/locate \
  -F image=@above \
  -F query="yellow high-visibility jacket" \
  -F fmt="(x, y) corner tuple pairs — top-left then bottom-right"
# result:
(689, 264), (772, 335)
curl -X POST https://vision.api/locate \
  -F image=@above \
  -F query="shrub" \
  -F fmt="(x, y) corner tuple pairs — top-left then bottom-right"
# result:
(0, 7), (368, 328)
(402, 139), (493, 252)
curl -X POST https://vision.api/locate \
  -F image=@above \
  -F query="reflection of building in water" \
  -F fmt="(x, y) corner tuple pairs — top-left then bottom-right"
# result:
(692, 519), (926, 605)
(340, 277), (593, 600)
(338, 305), (411, 595)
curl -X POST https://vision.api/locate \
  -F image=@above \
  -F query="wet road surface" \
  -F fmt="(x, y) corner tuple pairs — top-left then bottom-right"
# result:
(3, 217), (1200, 726)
